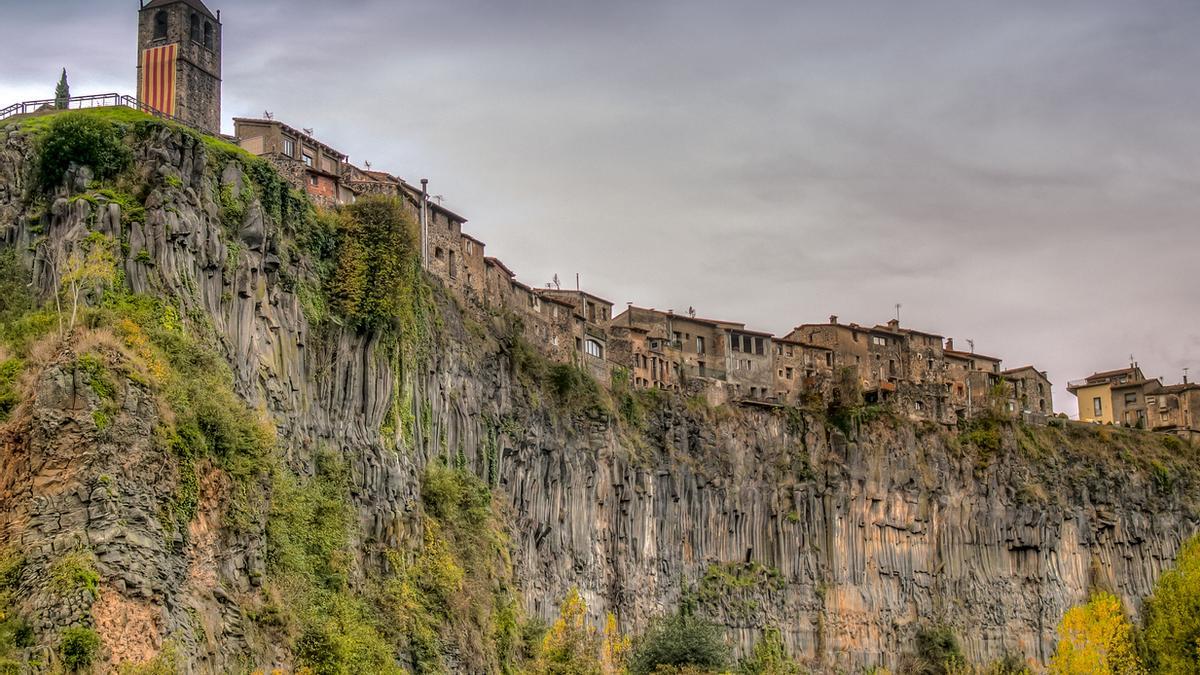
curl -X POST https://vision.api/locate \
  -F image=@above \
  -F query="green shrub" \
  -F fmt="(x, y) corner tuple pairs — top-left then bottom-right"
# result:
(48, 549), (99, 598)
(35, 113), (132, 192)
(908, 625), (965, 675)
(0, 360), (23, 423)
(738, 627), (802, 674)
(628, 611), (729, 675)
(59, 627), (101, 671)
(0, 249), (34, 329)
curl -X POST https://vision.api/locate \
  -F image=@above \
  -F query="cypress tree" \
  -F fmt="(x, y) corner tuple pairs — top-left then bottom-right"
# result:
(54, 69), (70, 109)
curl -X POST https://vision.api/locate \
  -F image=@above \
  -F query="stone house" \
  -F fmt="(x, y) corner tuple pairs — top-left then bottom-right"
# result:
(771, 338), (833, 404)
(943, 340), (1003, 420)
(788, 317), (909, 403)
(724, 326), (776, 401)
(484, 257), (517, 310)
(1002, 366), (1054, 415)
(1067, 365), (1158, 427)
(1145, 382), (1200, 441)
(232, 118), (355, 207)
(611, 307), (730, 384)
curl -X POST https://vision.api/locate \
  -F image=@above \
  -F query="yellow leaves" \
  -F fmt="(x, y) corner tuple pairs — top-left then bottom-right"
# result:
(1049, 592), (1144, 675)
(601, 611), (630, 675)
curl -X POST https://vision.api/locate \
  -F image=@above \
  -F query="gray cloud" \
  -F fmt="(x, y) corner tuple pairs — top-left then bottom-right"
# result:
(3, 0), (1198, 412)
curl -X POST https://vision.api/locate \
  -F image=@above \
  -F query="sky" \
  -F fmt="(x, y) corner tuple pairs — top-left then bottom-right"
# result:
(3, 0), (1199, 414)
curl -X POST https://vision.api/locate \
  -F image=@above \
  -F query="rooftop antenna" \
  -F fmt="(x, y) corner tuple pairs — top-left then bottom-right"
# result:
(576, 273), (580, 292)
(552, 273), (561, 290)
(967, 339), (975, 354)
(1184, 367), (1190, 385)
(688, 306), (696, 318)
(302, 127), (314, 136)
(432, 195), (445, 205)
(895, 303), (902, 322)
(364, 161), (372, 170)
(263, 110), (273, 120)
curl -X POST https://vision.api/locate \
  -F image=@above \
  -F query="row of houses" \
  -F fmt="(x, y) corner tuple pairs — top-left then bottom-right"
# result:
(231, 118), (1053, 425)
(1068, 364), (1200, 440)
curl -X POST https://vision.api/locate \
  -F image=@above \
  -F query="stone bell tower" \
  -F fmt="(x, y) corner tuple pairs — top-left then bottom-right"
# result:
(136, 0), (222, 135)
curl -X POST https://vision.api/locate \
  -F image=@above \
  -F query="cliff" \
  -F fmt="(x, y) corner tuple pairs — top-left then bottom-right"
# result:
(0, 109), (1196, 674)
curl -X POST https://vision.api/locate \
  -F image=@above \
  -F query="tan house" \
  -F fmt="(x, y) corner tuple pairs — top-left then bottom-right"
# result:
(233, 118), (355, 207)
(943, 340), (1003, 420)
(1002, 366), (1054, 415)
(1067, 365), (1159, 426)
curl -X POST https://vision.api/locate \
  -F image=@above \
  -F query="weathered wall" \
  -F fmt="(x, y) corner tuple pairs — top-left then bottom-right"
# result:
(0, 119), (1198, 673)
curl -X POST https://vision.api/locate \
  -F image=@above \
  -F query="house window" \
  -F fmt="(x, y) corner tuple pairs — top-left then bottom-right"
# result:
(302, 153), (314, 168)
(1093, 397), (1103, 417)
(731, 335), (740, 352)
(696, 336), (705, 354)
(755, 337), (765, 355)
(1124, 392), (1137, 406)
(153, 11), (169, 39)
(785, 367), (794, 379)
(435, 247), (444, 260)
(585, 339), (603, 359)
(826, 353), (833, 367)
(449, 250), (457, 278)
(189, 13), (201, 43)
(872, 336), (886, 346)
(309, 174), (318, 187)
(742, 335), (752, 353)
(204, 21), (214, 49)
(283, 138), (295, 157)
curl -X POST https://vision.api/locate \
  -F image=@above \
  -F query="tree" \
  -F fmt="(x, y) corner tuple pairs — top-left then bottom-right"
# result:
(1049, 592), (1144, 675)
(529, 588), (603, 675)
(55, 68), (70, 109)
(1142, 535), (1200, 674)
(628, 611), (729, 675)
(45, 233), (118, 337)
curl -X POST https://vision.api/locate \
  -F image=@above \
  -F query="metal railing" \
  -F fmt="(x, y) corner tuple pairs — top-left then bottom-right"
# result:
(0, 92), (192, 129)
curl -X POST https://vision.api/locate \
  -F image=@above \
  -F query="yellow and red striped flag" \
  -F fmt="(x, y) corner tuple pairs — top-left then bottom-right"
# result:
(141, 44), (178, 117)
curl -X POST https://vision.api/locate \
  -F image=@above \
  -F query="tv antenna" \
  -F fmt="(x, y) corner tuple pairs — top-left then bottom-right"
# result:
(552, 273), (561, 290)
(263, 110), (273, 120)
(302, 127), (314, 136)
(688, 306), (696, 318)
(432, 195), (445, 205)
(364, 161), (372, 170)
(967, 339), (975, 354)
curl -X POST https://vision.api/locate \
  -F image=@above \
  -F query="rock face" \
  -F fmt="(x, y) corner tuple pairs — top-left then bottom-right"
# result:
(0, 119), (1197, 673)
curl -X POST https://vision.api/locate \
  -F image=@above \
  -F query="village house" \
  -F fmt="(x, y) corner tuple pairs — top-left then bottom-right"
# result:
(771, 337), (833, 404)
(1145, 382), (1200, 441)
(1002, 366), (1053, 416)
(943, 339), (1003, 420)
(537, 289), (613, 384)
(233, 118), (356, 207)
(788, 317), (920, 405)
(609, 307), (736, 402)
(1067, 365), (1159, 427)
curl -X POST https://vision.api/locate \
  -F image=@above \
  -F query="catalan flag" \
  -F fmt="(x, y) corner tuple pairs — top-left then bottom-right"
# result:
(141, 44), (178, 118)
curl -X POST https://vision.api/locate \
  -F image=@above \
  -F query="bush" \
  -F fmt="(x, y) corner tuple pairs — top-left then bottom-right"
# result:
(48, 549), (100, 598)
(906, 625), (965, 675)
(59, 627), (101, 671)
(738, 627), (802, 674)
(528, 589), (604, 675)
(628, 611), (729, 675)
(1142, 534), (1200, 674)
(1049, 592), (1142, 674)
(35, 113), (132, 192)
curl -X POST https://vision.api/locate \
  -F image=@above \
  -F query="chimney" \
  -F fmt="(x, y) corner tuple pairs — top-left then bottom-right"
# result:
(887, 318), (900, 330)
(829, 315), (838, 325)
(946, 338), (954, 351)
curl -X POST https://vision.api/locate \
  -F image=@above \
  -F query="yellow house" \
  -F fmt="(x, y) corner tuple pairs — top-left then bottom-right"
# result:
(1067, 365), (1158, 426)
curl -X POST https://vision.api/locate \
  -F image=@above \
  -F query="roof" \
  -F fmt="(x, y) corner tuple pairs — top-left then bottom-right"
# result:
(398, 183), (469, 223)
(872, 324), (945, 339)
(1002, 365), (1048, 378)
(540, 289), (615, 307)
(233, 118), (348, 160)
(1153, 383), (1200, 395)
(775, 337), (833, 350)
(944, 349), (1002, 363)
(143, 0), (218, 21)
(460, 233), (486, 247)
(533, 290), (577, 309)
(1083, 367), (1139, 382)
(484, 257), (515, 278)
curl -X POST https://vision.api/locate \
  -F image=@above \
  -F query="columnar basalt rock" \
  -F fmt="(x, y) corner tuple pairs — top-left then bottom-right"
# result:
(0, 119), (1197, 673)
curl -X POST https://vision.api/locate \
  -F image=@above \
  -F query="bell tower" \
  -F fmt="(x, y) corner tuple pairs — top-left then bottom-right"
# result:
(136, 0), (222, 135)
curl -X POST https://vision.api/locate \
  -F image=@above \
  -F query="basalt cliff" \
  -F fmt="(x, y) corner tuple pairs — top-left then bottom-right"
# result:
(0, 111), (1196, 674)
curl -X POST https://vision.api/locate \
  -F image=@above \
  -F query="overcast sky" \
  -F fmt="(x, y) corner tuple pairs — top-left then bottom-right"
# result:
(3, 0), (1199, 414)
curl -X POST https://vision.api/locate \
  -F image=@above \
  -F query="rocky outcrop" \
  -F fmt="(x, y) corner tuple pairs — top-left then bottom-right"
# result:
(0, 116), (1197, 673)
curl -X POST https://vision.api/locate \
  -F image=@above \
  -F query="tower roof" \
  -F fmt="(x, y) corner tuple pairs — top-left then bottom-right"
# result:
(142, 0), (218, 22)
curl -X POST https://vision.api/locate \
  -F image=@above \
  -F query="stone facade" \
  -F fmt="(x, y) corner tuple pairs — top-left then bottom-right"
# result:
(137, 0), (222, 135)
(233, 119), (354, 208)
(1003, 366), (1053, 415)
(1145, 383), (1200, 440)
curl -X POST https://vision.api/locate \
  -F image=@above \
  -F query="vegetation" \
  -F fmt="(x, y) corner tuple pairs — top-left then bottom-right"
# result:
(1141, 535), (1200, 674)
(54, 69), (70, 110)
(694, 562), (785, 619)
(48, 549), (100, 598)
(58, 627), (101, 672)
(1049, 592), (1143, 675)
(737, 627), (803, 675)
(627, 611), (729, 675)
(33, 112), (132, 192)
